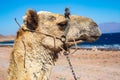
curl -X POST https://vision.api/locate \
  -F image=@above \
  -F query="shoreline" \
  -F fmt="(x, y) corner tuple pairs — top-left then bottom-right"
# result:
(0, 45), (120, 51)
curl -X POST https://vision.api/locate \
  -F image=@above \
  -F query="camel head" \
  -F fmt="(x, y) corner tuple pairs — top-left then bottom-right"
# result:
(21, 10), (101, 52)
(8, 9), (101, 80)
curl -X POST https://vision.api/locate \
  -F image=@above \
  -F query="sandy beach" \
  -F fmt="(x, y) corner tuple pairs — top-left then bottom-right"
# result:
(0, 46), (120, 80)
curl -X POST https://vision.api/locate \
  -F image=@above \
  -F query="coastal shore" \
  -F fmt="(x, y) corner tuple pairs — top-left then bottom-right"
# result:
(0, 46), (120, 80)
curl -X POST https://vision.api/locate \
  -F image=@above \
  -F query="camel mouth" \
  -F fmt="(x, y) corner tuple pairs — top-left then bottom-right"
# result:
(66, 38), (83, 45)
(68, 38), (83, 42)
(67, 35), (100, 45)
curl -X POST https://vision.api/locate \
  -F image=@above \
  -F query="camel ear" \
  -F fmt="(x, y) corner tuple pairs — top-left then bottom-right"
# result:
(24, 9), (38, 30)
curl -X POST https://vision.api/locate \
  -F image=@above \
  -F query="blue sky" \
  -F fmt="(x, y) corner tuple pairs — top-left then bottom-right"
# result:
(0, 0), (120, 35)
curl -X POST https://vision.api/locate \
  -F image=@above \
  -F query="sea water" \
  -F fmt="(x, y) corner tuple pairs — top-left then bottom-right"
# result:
(78, 33), (120, 50)
(0, 40), (14, 46)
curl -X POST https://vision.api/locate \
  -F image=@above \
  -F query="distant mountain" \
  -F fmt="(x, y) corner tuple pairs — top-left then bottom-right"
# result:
(0, 34), (5, 38)
(0, 34), (15, 42)
(98, 22), (120, 33)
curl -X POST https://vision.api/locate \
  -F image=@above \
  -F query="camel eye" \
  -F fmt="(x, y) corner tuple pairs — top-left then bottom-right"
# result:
(57, 21), (68, 30)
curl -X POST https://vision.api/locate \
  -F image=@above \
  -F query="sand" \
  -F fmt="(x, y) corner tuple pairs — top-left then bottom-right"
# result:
(0, 47), (120, 80)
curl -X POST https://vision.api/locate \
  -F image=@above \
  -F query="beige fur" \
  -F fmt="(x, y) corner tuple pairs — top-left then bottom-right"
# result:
(8, 10), (101, 80)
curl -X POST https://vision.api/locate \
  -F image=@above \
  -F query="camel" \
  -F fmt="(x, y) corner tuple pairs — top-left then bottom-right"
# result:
(7, 10), (101, 80)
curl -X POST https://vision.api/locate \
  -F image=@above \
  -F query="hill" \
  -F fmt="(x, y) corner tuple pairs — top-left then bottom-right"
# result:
(99, 22), (120, 33)
(0, 34), (5, 38)
(0, 34), (15, 42)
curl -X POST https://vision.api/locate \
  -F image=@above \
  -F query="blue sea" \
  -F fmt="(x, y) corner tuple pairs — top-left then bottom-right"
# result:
(78, 33), (120, 50)
(0, 33), (120, 50)
(0, 40), (14, 46)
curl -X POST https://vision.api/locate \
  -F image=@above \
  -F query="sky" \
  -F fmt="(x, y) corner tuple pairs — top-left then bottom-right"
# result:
(0, 0), (120, 35)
